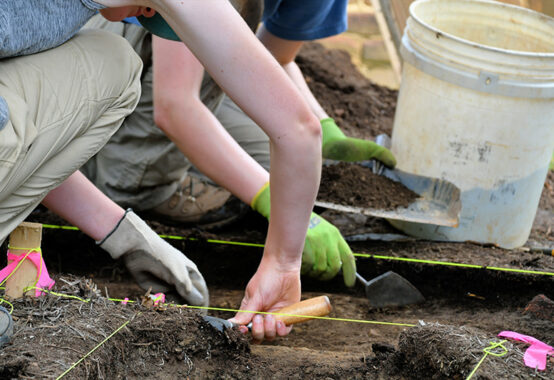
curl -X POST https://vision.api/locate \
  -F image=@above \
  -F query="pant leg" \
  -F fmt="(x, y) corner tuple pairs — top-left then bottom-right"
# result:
(82, 53), (269, 209)
(81, 16), (269, 209)
(0, 29), (142, 244)
(81, 16), (191, 210)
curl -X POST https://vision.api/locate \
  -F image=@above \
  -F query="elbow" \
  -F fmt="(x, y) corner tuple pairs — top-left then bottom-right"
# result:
(294, 111), (322, 152)
(153, 95), (178, 135)
(153, 104), (171, 133)
(153, 97), (196, 136)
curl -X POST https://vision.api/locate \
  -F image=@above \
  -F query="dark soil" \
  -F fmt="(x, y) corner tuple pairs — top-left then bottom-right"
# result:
(318, 162), (419, 210)
(388, 323), (552, 380)
(1, 277), (252, 379)
(1, 42), (553, 379)
(297, 42), (398, 140)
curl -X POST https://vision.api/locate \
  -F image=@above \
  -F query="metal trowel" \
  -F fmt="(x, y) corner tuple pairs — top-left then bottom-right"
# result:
(357, 271), (424, 308)
(315, 134), (461, 227)
(203, 296), (332, 332)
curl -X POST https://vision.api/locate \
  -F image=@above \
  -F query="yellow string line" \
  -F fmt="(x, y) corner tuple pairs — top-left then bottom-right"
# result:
(40, 224), (554, 277)
(354, 253), (554, 276)
(22, 287), (415, 327)
(56, 317), (134, 380)
(24, 287), (91, 303)
(466, 340), (508, 380)
(176, 304), (416, 327)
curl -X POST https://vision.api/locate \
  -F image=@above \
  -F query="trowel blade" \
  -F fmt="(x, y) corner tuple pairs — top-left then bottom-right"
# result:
(364, 271), (425, 308)
(203, 315), (235, 332)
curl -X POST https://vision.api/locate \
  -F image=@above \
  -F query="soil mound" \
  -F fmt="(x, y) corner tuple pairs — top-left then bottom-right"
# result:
(318, 162), (419, 210)
(0, 276), (251, 379)
(389, 323), (552, 379)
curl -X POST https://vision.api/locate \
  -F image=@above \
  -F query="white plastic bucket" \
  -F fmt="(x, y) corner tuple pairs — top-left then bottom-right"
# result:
(390, 0), (554, 249)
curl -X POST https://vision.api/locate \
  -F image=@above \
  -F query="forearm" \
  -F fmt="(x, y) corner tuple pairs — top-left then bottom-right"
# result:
(283, 61), (329, 121)
(151, 0), (321, 265)
(41, 171), (124, 241)
(158, 98), (268, 204)
(152, 36), (267, 204)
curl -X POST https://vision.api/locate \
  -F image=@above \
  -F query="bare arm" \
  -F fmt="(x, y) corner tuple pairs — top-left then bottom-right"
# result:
(97, 0), (322, 340)
(42, 171), (124, 241)
(149, 0), (321, 266)
(257, 24), (329, 120)
(152, 37), (267, 204)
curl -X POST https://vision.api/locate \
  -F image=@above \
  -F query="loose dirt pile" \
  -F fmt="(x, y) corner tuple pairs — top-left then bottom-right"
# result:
(387, 323), (552, 380)
(0, 276), (250, 379)
(318, 162), (419, 210)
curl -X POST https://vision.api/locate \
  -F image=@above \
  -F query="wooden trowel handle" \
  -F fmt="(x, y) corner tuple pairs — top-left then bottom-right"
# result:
(274, 296), (332, 325)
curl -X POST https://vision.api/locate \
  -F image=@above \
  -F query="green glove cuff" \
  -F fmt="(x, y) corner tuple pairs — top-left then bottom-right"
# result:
(321, 118), (346, 147)
(250, 182), (271, 219)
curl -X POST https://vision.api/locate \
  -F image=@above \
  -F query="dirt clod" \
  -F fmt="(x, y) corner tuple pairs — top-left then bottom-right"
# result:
(524, 294), (554, 322)
(391, 323), (552, 380)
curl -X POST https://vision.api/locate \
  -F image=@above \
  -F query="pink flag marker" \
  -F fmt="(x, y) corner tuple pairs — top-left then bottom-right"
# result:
(0, 250), (55, 297)
(498, 331), (554, 371)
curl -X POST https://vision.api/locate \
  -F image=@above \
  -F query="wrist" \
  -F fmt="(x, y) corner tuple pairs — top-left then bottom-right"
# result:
(321, 118), (345, 146)
(259, 244), (302, 274)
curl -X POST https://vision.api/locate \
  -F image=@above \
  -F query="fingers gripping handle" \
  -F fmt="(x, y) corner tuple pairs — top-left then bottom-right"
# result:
(274, 296), (332, 325)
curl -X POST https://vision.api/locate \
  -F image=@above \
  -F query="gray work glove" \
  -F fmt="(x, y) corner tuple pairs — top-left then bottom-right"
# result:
(98, 210), (209, 306)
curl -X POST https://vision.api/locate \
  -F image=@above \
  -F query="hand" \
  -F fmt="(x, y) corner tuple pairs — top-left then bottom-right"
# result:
(251, 184), (356, 287)
(99, 210), (209, 306)
(321, 118), (396, 167)
(303, 213), (356, 287)
(229, 257), (301, 343)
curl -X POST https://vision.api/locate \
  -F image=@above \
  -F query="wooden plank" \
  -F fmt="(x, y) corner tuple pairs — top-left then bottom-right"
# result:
(5, 222), (42, 299)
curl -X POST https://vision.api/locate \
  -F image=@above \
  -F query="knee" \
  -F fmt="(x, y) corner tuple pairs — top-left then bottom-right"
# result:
(77, 29), (143, 102)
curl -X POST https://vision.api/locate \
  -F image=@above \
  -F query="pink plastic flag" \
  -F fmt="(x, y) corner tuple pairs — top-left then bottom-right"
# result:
(498, 331), (554, 371)
(150, 292), (166, 306)
(0, 250), (55, 297)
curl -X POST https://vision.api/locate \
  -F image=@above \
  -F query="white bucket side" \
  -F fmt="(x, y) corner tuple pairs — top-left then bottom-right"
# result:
(390, 0), (554, 248)
(402, 0), (554, 97)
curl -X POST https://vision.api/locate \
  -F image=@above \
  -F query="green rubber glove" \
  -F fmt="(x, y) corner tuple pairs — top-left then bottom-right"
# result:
(321, 118), (397, 168)
(251, 183), (356, 287)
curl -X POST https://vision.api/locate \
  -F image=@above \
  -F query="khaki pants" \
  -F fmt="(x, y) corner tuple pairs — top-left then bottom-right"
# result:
(0, 29), (142, 245)
(81, 16), (270, 211)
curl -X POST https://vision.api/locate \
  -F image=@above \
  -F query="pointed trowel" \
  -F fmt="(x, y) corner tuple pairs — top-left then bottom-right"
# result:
(357, 271), (424, 308)
(203, 295), (332, 332)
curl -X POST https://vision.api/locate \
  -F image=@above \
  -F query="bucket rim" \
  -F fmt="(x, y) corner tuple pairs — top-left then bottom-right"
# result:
(410, 0), (554, 58)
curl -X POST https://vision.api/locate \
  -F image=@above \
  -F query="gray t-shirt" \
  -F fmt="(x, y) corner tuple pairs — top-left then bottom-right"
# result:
(0, 0), (105, 130)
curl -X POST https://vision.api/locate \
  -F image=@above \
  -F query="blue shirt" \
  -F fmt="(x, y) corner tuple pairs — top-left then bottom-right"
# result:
(263, 0), (348, 41)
